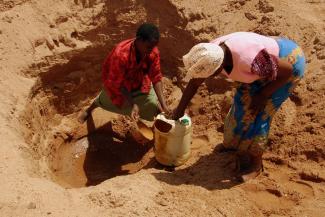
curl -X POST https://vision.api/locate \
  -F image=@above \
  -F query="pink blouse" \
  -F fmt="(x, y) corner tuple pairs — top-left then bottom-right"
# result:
(211, 32), (280, 83)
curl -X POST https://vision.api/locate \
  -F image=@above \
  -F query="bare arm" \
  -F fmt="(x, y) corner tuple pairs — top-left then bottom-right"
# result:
(173, 66), (224, 119)
(250, 58), (293, 112)
(260, 58), (293, 97)
(172, 78), (206, 119)
(153, 81), (169, 112)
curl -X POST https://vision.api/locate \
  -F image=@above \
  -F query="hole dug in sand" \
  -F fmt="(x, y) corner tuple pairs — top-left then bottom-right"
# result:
(52, 129), (154, 188)
(19, 0), (199, 189)
(21, 51), (155, 188)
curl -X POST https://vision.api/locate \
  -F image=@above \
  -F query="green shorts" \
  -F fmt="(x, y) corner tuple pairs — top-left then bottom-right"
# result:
(95, 87), (159, 121)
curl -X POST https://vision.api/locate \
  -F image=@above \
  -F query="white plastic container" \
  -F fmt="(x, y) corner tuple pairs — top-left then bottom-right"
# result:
(154, 114), (192, 166)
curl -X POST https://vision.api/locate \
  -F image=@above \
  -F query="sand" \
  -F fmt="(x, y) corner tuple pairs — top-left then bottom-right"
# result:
(0, 0), (325, 216)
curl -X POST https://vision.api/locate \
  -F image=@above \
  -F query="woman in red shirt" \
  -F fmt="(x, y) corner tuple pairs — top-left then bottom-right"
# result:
(78, 23), (169, 123)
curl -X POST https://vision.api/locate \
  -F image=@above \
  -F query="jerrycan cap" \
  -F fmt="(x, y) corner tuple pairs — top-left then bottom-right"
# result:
(178, 114), (191, 126)
(180, 118), (189, 126)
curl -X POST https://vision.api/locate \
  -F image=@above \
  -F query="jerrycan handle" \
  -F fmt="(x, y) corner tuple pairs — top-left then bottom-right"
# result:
(154, 119), (173, 133)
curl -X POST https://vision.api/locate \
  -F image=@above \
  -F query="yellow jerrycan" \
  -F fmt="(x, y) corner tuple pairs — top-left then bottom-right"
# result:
(153, 114), (192, 166)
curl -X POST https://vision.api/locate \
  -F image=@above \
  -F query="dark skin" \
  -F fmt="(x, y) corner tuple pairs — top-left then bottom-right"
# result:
(128, 38), (169, 121)
(172, 43), (293, 181)
(78, 38), (169, 123)
(249, 58), (293, 115)
(173, 43), (293, 119)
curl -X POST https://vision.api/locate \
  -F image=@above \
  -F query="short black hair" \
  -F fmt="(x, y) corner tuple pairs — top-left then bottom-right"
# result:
(136, 23), (160, 42)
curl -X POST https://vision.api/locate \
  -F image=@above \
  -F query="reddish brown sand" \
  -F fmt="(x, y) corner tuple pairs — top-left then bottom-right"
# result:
(1, 0), (325, 216)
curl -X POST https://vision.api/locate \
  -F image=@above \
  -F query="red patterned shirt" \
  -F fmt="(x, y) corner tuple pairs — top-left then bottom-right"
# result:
(102, 39), (162, 107)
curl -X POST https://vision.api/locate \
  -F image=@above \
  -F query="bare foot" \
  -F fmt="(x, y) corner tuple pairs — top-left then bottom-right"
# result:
(235, 151), (263, 182)
(216, 143), (237, 153)
(78, 110), (90, 123)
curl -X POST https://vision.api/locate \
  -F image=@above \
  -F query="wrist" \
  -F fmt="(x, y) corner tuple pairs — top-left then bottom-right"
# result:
(161, 103), (168, 110)
(174, 108), (184, 118)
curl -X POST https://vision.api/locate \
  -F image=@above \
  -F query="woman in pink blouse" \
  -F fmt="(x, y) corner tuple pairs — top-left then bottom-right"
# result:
(173, 32), (305, 181)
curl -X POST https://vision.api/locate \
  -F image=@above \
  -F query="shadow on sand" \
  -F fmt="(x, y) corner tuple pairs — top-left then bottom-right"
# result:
(150, 144), (242, 190)
(81, 115), (154, 186)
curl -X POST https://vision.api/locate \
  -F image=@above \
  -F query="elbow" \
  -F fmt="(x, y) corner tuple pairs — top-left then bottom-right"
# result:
(277, 59), (293, 81)
(153, 80), (162, 86)
(276, 69), (292, 82)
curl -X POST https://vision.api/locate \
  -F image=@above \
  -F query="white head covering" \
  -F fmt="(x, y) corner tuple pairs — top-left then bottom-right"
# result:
(182, 43), (224, 81)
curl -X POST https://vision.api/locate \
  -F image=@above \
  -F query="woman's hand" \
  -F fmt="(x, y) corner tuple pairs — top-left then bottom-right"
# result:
(171, 108), (184, 120)
(131, 104), (140, 121)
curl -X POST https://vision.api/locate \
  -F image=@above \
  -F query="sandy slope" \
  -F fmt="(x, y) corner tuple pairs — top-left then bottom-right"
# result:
(0, 0), (325, 216)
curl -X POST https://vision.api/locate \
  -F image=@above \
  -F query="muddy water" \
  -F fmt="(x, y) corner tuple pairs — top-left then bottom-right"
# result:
(52, 132), (154, 188)
(53, 138), (88, 188)
(137, 122), (154, 140)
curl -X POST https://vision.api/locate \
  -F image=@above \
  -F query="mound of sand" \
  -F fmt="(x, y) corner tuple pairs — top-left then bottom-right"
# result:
(0, 0), (325, 216)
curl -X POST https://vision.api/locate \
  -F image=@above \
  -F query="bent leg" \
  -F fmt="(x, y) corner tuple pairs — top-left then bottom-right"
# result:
(133, 87), (159, 121)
